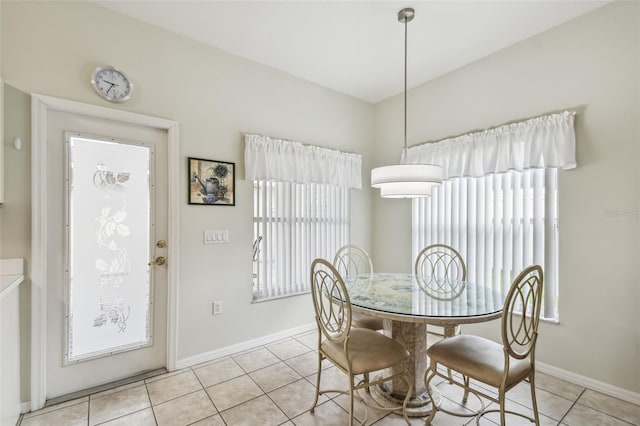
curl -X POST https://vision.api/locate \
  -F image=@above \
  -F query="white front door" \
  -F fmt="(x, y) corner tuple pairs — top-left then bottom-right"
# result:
(44, 109), (168, 399)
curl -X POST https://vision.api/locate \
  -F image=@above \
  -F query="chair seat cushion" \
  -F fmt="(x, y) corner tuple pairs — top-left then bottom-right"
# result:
(321, 328), (409, 375)
(427, 334), (532, 388)
(351, 312), (384, 330)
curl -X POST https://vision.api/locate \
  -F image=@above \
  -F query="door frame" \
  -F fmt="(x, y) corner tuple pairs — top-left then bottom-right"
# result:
(30, 94), (180, 410)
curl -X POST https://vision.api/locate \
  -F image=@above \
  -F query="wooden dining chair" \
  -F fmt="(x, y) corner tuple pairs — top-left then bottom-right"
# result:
(333, 245), (383, 331)
(423, 265), (544, 426)
(309, 258), (413, 426)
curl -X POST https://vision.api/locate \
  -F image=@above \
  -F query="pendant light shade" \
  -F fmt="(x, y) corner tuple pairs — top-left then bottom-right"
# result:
(371, 7), (442, 198)
(371, 164), (442, 198)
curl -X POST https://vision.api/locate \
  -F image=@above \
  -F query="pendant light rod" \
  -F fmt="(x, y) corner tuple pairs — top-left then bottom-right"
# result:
(398, 8), (414, 156)
(403, 10), (408, 154)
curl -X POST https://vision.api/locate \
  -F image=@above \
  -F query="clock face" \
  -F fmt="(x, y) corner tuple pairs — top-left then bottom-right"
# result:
(91, 67), (133, 103)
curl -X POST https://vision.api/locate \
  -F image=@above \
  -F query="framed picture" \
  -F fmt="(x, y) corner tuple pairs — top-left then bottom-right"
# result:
(188, 157), (235, 206)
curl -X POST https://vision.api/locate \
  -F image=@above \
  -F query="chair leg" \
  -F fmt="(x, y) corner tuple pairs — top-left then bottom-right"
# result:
(529, 372), (541, 426)
(349, 375), (355, 426)
(424, 365), (438, 426)
(443, 325), (458, 384)
(462, 375), (470, 404)
(499, 388), (506, 426)
(364, 372), (371, 393)
(401, 367), (414, 426)
(310, 352), (323, 413)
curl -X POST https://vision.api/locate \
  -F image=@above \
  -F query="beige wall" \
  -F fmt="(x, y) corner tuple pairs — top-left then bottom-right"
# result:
(1, 85), (31, 402)
(373, 1), (639, 393)
(0, 0), (374, 402)
(0, 0), (3, 204)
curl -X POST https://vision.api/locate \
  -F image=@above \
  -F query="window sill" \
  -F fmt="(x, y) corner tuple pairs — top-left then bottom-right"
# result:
(252, 290), (311, 303)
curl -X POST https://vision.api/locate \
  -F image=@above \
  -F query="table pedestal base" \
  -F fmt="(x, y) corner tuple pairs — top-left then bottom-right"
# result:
(369, 380), (487, 418)
(369, 382), (439, 417)
(374, 319), (446, 417)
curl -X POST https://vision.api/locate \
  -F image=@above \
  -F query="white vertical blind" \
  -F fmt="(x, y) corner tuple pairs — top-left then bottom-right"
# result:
(412, 168), (558, 320)
(253, 180), (349, 300)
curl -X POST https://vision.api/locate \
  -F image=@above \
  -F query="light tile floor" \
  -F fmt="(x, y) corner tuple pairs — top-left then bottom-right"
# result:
(19, 331), (640, 426)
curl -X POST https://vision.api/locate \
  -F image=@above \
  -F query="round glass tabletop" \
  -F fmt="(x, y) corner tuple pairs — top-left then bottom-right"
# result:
(344, 272), (504, 323)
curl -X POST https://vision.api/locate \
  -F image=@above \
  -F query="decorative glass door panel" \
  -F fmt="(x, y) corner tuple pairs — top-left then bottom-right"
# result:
(66, 135), (153, 362)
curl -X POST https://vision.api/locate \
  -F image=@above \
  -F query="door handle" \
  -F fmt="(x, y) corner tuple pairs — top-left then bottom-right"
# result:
(149, 256), (166, 266)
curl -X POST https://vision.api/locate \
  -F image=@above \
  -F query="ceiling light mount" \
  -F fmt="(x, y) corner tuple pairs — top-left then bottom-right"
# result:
(397, 7), (415, 23)
(371, 7), (443, 199)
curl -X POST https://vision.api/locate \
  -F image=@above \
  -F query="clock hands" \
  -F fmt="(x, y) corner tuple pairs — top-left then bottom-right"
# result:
(103, 80), (120, 95)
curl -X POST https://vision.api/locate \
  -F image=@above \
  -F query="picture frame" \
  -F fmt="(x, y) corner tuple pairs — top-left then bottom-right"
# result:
(188, 157), (236, 206)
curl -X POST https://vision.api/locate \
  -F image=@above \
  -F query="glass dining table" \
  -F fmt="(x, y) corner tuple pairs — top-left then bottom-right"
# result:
(343, 272), (505, 416)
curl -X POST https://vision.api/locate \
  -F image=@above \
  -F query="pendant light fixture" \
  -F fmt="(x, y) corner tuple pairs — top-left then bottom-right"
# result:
(371, 7), (442, 198)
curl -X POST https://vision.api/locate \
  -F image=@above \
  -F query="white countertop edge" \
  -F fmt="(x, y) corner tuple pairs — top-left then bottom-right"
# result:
(1, 258), (26, 299)
(1, 274), (24, 300)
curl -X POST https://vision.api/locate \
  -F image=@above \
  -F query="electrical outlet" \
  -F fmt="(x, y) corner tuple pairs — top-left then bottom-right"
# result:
(212, 300), (223, 315)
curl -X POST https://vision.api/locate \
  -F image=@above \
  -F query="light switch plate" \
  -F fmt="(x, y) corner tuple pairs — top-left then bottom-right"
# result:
(204, 230), (229, 244)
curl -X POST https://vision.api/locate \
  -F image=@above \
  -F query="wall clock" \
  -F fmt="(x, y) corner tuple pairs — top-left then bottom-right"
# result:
(91, 66), (133, 103)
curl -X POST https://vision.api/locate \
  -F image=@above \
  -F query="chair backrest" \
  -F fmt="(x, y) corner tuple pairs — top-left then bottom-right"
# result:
(501, 265), (544, 360)
(310, 258), (352, 344)
(333, 244), (373, 278)
(414, 244), (467, 283)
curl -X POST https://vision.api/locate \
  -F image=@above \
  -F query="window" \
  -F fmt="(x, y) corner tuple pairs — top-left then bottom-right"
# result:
(253, 180), (349, 301)
(412, 168), (559, 320)
(406, 111), (575, 322)
(245, 133), (362, 302)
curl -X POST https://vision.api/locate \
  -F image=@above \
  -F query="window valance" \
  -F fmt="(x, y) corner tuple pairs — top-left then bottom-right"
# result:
(405, 111), (576, 180)
(244, 134), (362, 189)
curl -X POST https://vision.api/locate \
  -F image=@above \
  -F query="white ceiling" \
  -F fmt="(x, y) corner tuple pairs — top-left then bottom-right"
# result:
(94, 0), (609, 104)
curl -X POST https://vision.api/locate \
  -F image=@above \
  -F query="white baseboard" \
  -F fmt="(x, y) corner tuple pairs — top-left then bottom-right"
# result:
(21, 401), (31, 413)
(537, 361), (640, 405)
(175, 323), (316, 370)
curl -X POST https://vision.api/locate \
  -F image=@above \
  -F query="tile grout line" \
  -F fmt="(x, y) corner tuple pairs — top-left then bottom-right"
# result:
(557, 388), (585, 425)
(567, 395), (640, 426)
(143, 380), (159, 426)
(243, 357), (299, 421)
(557, 388), (640, 426)
(88, 382), (155, 426)
(191, 355), (266, 416)
(148, 387), (206, 410)
(557, 387), (640, 425)
(207, 372), (288, 423)
(258, 383), (291, 424)
(93, 407), (152, 426)
(190, 366), (227, 426)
